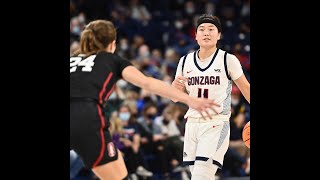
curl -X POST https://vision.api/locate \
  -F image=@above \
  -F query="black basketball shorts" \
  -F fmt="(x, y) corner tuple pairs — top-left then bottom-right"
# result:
(70, 99), (118, 168)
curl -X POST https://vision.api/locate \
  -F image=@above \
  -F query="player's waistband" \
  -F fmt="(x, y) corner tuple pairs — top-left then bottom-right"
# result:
(70, 97), (99, 104)
(186, 114), (230, 123)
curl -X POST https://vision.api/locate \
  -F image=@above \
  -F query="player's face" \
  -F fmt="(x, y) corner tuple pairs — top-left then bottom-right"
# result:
(196, 23), (221, 48)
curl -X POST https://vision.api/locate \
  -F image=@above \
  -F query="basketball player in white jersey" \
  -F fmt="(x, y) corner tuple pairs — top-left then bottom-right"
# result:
(171, 14), (250, 180)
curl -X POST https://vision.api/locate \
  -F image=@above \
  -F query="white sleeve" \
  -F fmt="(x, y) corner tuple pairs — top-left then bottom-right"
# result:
(174, 56), (185, 80)
(227, 54), (243, 80)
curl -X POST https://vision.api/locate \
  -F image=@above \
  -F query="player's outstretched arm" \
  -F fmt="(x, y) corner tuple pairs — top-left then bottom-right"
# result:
(234, 74), (250, 104)
(122, 66), (220, 119)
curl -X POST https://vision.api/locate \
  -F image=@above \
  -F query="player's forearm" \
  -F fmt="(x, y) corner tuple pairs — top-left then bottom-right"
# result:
(234, 74), (250, 104)
(122, 66), (190, 105)
(144, 77), (190, 105)
(243, 85), (250, 104)
(239, 81), (250, 104)
(171, 86), (188, 103)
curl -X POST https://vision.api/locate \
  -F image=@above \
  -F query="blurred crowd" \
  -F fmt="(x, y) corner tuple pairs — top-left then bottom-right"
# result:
(70, 0), (250, 179)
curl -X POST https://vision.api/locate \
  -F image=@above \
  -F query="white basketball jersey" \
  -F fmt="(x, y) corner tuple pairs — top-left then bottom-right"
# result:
(175, 49), (243, 118)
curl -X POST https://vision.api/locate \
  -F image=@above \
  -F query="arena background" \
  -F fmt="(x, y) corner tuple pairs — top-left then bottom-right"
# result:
(70, 0), (250, 179)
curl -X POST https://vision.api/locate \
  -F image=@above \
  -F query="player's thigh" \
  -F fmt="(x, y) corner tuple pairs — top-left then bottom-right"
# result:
(212, 125), (230, 165)
(183, 122), (198, 162)
(70, 102), (118, 168)
(196, 121), (230, 159)
(193, 121), (229, 171)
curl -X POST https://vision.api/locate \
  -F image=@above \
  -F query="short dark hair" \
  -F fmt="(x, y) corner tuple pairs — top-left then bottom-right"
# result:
(196, 14), (222, 32)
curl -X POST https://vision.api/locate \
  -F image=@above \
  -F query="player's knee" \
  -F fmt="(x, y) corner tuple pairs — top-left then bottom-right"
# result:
(192, 159), (218, 180)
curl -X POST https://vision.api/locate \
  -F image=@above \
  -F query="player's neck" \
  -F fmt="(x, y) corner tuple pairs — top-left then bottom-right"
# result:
(198, 47), (217, 61)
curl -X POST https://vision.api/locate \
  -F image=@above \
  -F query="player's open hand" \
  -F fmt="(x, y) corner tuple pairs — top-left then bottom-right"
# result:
(188, 97), (220, 120)
(172, 76), (187, 92)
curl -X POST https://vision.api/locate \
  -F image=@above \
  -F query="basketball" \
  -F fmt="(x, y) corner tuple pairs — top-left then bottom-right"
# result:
(242, 121), (250, 148)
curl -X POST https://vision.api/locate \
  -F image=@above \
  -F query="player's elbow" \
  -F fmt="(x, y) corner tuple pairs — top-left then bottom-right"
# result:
(171, 99), (178, 103)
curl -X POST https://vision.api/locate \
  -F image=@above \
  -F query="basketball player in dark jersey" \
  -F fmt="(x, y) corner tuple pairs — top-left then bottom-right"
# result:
(70, 19), (221, 180)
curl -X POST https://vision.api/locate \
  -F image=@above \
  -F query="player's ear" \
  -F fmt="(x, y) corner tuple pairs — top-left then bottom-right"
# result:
(105, 40), (117, 53)
(195, 31), (198, 41)
(111, 40), (116, 53)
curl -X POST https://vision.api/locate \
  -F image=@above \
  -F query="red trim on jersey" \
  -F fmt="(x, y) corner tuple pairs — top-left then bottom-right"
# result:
(104, 84), (116, 101)
(92, 105), (106, 168)
(99, 72), (113, 104)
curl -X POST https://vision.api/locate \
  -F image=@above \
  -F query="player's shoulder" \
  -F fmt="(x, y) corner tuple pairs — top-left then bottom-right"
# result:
(217, 48), (228, 56)
(95, 51), (124, 63)
(97, 51), (114, 59)
(180, 50), (197, 61)
(186, 50), (196, 57)
(218, 49), (238, 60)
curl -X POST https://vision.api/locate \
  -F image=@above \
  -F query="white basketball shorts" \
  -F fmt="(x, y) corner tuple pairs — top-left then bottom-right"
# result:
(182, 116), (230, 169)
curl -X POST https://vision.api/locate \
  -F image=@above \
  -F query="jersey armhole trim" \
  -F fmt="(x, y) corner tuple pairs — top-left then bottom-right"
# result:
(224, 52), (231, 80)
(181, 54), (188, 76)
